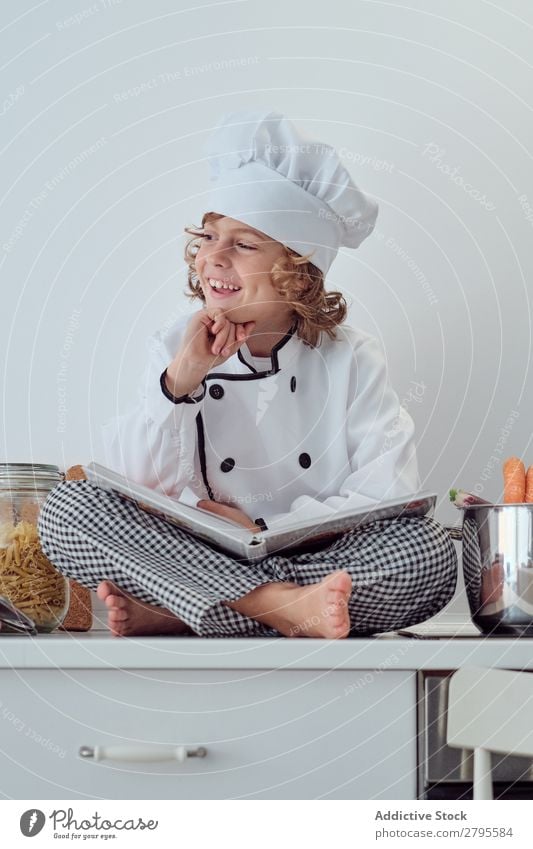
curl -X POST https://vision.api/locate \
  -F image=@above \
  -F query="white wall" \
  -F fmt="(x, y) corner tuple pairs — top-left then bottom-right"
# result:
(1, 0), (532, 545)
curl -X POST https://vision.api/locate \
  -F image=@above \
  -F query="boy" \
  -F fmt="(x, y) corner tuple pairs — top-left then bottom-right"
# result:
(38, 111), (457, 638)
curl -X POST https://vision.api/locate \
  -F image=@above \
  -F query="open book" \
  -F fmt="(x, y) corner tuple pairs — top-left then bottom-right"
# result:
(82, 462), (437, 563)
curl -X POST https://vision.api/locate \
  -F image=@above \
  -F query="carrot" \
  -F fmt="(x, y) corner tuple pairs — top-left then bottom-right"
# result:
(503, 456), (526, 503)
(526, 466), (533, 503)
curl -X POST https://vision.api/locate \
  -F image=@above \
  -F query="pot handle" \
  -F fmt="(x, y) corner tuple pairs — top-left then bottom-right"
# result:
(443, 524), (463, 541)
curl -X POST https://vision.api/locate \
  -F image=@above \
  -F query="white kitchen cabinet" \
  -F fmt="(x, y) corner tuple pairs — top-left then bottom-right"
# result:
(0, 668), (416, 800)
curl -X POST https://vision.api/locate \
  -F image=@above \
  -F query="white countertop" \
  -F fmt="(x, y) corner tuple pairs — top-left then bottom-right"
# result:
(1, 628), (532, 670)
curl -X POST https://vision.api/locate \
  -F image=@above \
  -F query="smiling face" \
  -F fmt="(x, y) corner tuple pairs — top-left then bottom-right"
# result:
(194, 215), (295, 337)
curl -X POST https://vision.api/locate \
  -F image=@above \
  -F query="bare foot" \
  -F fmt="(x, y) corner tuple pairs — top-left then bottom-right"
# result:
(96, 580), (192, 637)
(284, 571), (352, 638)
(227, 570), (353, 639)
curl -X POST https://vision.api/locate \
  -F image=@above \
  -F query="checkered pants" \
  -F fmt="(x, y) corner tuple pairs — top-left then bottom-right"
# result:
(37, 480), (457, 637)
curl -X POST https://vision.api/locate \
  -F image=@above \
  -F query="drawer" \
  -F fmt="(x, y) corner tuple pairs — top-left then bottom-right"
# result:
(0, 669), (416, 799)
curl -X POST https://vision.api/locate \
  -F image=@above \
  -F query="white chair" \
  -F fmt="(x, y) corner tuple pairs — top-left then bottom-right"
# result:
(447, 666), (533, 799)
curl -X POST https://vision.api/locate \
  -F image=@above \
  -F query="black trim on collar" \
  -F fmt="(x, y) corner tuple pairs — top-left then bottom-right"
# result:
(270, 320), (297, 371)
(195, 412), (214, 500)
(237, 348), (257, 374)
(212, 321), (297, 381)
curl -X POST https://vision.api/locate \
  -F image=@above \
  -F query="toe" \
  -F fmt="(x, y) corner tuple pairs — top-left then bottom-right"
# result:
(105, 594), (127, 609)
(109, 607), (128, 622)
(331, 570), (352, 588)
(333, 612), (351, 635)
(325, 590), (348, 613)
(337, 572), (352, 593)
(99, 579), (130, 601)
(96, 580), (113, 601)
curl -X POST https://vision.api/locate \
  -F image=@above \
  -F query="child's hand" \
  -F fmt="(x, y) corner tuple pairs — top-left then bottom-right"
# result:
(172, 309), (255, 372)
(197, 499), (262, 532)
(165, 309), (256, 396)
(204, 308), (255, 361)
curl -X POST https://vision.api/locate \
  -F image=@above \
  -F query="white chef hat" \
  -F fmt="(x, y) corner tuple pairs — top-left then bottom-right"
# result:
(203, 110), (379, 276)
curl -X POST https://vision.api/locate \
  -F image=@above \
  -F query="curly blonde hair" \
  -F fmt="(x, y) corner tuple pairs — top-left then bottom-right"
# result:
(183, 212), (347, 347)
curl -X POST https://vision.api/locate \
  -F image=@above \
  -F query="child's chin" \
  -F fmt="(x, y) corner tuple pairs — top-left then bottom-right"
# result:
(221, 305), (252, 322)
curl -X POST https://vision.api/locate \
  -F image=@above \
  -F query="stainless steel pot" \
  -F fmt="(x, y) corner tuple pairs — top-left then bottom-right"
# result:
(446, 504), (533, 636)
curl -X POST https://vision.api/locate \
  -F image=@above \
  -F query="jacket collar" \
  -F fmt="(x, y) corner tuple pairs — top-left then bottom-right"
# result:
(237, 320), (299, 375)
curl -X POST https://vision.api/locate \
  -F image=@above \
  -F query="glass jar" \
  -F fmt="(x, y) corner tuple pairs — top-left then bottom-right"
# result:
(0, 463), (69, 633)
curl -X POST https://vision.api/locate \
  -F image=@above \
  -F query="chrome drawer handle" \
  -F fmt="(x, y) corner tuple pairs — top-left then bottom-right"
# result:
(79, 745), (207, 763)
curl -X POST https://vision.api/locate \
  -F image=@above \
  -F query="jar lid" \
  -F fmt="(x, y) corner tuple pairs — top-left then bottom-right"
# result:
(0, 463), (64, 491)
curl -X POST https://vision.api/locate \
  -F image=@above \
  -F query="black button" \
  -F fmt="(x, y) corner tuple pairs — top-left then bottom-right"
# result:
(254, 517), (268, 532)
(299, 452), (311, 469)
(209, 384), (224, 400)
(290, 376), (296, 392)
(220, 457), (235, 473)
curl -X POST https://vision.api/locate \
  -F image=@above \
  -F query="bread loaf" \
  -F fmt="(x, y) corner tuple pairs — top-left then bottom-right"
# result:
(58, 465), (92, 631)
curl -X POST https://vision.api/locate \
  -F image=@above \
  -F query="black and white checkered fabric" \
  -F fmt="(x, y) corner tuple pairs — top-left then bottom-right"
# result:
(37, 480), (457, 637)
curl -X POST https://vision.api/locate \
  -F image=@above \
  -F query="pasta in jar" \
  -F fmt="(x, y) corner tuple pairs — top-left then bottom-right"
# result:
(0, 520), (68, 631)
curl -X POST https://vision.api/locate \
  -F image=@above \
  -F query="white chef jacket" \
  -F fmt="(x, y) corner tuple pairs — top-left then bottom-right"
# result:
(101, 311), (420, 531)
